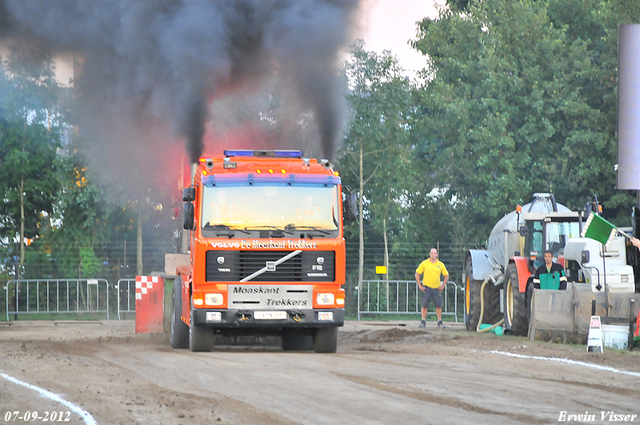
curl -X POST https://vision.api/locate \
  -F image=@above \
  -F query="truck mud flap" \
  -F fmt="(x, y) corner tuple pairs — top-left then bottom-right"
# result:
(529, 283), (639, 343)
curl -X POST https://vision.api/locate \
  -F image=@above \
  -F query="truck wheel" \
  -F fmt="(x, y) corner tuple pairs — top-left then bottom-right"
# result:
(189, 299), (215, 352)
(170, 276), (189, 349)
(313, 327), (338, 353)
(503, 263), (528, 336)
(282, 330), (313, 351)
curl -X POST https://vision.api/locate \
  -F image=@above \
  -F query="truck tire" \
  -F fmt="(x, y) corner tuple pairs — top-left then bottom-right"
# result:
(313, 327), (338, 353)
(503, 263), (528, 336)
(189, 298), (215, 352)
(465, 258), (502, 331)
(170, 276), (189, 349)
(282, 330), (313, 351)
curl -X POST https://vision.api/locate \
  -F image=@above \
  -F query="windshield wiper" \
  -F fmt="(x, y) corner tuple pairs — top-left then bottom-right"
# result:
(203, 224), (251, 236)
(291, 226), (333, 235)
(250, 225), (296, 236)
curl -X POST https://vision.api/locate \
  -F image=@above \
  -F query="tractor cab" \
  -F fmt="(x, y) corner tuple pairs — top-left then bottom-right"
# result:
(519, 213), (582, 270)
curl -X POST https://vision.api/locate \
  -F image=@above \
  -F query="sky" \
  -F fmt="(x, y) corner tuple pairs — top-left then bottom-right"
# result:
(357, 0), (442, 76)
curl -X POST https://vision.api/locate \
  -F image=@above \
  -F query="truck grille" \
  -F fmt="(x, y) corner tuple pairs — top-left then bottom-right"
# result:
(205, 250), (335, 282)
(227, 284), (313, 310)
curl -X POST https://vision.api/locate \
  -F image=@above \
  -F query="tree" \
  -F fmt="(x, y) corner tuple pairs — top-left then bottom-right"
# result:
(337, 41), (418, 286)
(35, 136), (112, 279)
(410, 0), (639, 239)
(0, 48), (61, 278)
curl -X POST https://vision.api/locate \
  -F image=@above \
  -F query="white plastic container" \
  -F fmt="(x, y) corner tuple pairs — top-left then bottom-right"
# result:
(601, 324), (629, 350)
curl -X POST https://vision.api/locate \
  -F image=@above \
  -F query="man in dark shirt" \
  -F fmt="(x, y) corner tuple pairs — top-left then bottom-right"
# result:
(533, 250), (567, 290)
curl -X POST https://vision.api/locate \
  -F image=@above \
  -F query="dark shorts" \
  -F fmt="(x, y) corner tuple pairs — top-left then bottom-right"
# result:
(420, 286), (442, 309)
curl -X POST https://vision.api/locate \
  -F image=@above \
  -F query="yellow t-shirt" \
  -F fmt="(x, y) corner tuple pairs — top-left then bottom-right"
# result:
(416, 259), (449, 288)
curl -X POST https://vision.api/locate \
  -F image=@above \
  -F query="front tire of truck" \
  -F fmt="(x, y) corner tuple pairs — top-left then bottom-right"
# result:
(170, 276), (189, 349)
(189, 298), (215, 352)
(313, 327), (338, 353)
(503, 263), (528, 336)
(282, 330), (313, 351)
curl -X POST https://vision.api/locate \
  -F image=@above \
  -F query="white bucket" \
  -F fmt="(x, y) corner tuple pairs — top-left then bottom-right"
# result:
(601, 324), (629, 350)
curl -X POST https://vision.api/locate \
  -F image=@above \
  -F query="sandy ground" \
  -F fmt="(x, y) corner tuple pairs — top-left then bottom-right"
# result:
(0, 320), (639, 425)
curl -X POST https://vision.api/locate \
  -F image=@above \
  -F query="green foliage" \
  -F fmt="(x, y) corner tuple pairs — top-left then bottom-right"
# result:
(410, 0), (638, 239)
(446, 0), (474, 12)
(338, 41), (422, 278)
(0, 123), (61, 231)
(0, 48), (63, 278)
(0, 48), (139, 280)
(79, 246), (102, 277)
(336, 0), (639, 284)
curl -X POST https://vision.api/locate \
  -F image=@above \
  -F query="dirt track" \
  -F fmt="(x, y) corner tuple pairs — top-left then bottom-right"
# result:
(1, 320), (639, 425)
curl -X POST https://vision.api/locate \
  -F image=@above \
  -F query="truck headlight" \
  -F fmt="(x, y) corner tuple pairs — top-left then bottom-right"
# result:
(318, 312), (334, 322)
(316, 293), (334, 306)
(206, 312), (222, 322)
(205, 293), (224, 306)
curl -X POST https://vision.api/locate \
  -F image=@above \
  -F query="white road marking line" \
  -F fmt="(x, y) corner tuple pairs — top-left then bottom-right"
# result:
(490, 351), (640, 377)
(0, 372), (98, 425)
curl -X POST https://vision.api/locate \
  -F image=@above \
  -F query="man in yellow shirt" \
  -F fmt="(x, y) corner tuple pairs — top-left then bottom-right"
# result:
(415, 248), (449, 328)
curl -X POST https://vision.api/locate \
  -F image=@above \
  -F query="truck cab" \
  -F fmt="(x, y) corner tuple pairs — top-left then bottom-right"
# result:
(171, 149), (355, 353)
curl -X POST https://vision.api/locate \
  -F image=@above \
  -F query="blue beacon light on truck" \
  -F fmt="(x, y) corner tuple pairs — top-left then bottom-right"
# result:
(223, 150), (303, 158)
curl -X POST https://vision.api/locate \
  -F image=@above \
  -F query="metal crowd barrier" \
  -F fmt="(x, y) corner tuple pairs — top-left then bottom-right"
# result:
(357, 279), (459, 322)
(5, 279), (110, 321)
(116, 278), (137, 320)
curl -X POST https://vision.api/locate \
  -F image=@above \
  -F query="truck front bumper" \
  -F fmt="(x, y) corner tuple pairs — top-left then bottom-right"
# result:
(192, 308), (344, 329)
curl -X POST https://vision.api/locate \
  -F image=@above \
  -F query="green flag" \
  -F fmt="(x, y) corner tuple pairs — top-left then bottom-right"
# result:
(581, 212), (617, 246)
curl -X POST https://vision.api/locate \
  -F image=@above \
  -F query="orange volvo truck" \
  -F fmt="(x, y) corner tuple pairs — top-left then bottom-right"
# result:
(170, 149), (356, 353)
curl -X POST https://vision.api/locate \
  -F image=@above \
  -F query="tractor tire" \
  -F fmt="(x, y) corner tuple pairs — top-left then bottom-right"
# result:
(464, 258), (481, 331)
(503, 263), (529, 336)
(170, 276), (189, 349)
(484, 279), (502, 326)
(282, 330), (313, 351)
(313, 327), (338, 353)
(465, 258), (502, 331)
(189, 298), (215, 352)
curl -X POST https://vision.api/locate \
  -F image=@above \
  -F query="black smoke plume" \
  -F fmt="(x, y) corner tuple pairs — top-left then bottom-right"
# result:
(0, 0), (361, 162)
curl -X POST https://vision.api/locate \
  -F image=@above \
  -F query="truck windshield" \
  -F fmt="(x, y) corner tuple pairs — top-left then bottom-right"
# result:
(201, 185), (339, 231)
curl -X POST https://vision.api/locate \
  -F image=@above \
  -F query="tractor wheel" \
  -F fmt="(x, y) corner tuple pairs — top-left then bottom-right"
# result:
(464, 258), (481, 331)
(465, 258), (502, 331)
(503, 263), (529, 336)
(189, 298), (215, 352)
(282, 330), (313, 351)
(170, 276), (189, 349)
(484, 278), (502, 326)
(313, 327), (338, 353)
